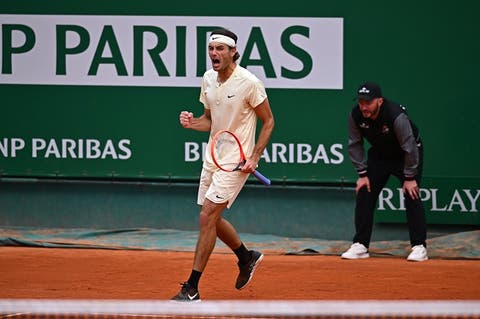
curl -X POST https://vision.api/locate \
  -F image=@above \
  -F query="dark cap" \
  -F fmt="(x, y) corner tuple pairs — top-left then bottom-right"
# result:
(356, 82), (382, 101)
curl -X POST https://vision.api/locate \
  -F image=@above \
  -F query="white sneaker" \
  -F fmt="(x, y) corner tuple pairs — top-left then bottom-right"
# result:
(341, 243), (370, 259)
(407, 245), (428, 262)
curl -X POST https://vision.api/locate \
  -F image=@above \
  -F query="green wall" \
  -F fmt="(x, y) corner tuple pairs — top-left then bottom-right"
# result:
(1, 179), (475, 240)
(1, 0), (478, 225)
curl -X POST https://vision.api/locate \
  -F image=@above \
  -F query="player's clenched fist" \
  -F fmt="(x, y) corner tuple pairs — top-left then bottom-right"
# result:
(179, 111), (193, 128)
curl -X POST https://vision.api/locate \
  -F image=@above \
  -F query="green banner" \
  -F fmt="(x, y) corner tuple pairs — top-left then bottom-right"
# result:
(375, 177), (479, 225)
(0, 1), (479, 225)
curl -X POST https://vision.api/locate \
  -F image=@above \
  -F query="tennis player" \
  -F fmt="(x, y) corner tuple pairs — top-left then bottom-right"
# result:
(172, 28), (275, 301)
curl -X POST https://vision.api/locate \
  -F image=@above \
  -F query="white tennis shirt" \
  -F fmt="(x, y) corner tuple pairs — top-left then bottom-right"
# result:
(200, 64), (267, 172)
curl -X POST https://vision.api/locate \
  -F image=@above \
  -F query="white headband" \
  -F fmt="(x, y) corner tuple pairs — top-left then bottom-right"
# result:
(208, 34), (236, 47)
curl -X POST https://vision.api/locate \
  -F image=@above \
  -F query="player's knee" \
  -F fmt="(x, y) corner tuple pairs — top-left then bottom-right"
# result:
(198, 208), (222, 229)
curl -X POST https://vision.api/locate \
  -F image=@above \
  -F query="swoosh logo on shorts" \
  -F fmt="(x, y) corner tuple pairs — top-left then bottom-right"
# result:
(188, 293), (198, 300)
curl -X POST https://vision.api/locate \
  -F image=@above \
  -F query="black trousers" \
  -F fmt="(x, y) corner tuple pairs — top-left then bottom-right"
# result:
(353, 146), (427, 248)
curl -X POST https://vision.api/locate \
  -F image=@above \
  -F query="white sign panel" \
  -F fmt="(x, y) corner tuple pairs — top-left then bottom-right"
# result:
(0, 15), (343, 89)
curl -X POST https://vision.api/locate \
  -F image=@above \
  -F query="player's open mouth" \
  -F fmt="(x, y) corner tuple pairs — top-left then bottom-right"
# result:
(212, 58), (220, 67)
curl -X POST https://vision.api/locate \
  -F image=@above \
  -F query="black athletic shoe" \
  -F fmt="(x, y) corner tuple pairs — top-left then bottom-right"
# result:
(235, 250), (264, 290)
(171, 282), (201, 302)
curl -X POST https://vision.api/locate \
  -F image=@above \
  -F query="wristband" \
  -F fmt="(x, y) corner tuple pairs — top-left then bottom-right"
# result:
(358, 170), (368, 178)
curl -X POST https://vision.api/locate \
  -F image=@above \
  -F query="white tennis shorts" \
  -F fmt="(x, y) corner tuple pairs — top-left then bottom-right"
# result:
(197, 168), (249, 209)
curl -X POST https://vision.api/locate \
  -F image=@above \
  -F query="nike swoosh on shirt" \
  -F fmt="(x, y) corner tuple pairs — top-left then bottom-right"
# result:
(227, 95), (235, 98)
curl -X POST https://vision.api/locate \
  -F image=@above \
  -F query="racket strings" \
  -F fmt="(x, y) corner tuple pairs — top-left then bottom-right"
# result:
(213, 132), (243, 171)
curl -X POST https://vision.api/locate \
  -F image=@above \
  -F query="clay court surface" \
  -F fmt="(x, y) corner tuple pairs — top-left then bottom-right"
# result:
(1, 247), (479, 300)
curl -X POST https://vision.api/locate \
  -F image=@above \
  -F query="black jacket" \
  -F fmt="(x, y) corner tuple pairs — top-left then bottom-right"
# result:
(348, 98), (421, 180)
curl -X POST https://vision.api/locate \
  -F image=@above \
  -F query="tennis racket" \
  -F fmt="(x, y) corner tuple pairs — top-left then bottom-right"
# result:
(211, 130), (271, 186)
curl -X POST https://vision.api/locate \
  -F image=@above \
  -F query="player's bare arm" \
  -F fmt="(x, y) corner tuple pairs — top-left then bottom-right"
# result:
(242, 98), (275, 174)
(179, 109), (212, 132)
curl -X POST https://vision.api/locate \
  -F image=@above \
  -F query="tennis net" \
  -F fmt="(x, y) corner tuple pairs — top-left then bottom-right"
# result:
(2, 300), (480, 319)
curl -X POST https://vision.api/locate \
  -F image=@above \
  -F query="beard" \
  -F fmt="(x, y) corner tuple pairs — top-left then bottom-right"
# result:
(361, 103), (380, 119)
